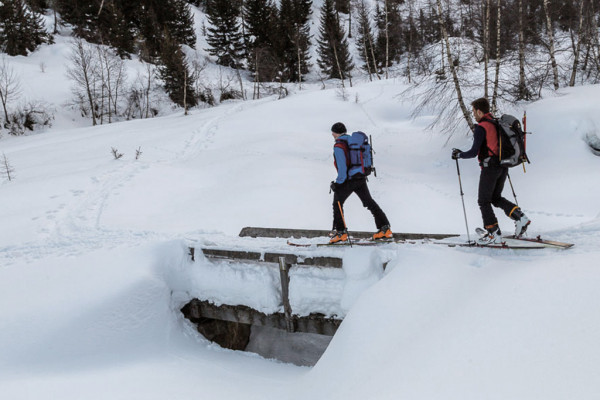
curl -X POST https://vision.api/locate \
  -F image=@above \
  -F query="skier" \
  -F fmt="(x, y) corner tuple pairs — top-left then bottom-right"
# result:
(452, 98), (531, 245)
(329, 122), (392, 244)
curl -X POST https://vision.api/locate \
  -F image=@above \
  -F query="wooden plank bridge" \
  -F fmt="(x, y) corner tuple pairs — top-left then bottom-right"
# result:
(182, 227), (458, 343)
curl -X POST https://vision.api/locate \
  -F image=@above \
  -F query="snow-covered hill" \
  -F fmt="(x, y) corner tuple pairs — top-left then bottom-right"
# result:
(1, 71), (600, 398)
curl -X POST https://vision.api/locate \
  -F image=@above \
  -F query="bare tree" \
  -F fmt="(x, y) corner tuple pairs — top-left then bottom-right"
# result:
(383, 0), (390, 79)
(436, 0), (474, 131)
(111, 147), (123, 160)
(543, 0), (559, 90)
(569, 0), (586, 87)
(491, 0), (502, 113)
(0, 56), (22, 129)
(1, 153), (15, 181)
(66, 39), (99, 125)
(126, 62), (158, 120)
(484, 0), (490, 97)
(97, 46), (127, 123)
(517, 0), (528, 99)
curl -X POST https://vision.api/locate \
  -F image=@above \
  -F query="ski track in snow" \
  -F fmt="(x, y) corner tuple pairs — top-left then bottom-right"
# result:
(0, 101), (274, 267)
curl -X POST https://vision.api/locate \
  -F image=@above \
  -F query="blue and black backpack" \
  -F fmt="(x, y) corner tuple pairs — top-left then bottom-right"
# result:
(335, 131), (376, 177)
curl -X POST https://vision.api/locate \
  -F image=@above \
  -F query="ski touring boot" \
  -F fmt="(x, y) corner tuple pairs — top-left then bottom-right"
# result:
(510, 207), (531, 237)
(329, 230), (349, 244)
(477, 224), (503, 246)
(372, 225), (393, 240)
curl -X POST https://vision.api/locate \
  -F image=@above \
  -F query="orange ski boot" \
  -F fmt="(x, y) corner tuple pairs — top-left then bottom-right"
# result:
(329, 231), (349, 244)
(372, 225), (393, 240)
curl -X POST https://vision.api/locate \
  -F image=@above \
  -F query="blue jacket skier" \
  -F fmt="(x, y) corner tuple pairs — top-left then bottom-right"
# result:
(329, 122), (392, 244)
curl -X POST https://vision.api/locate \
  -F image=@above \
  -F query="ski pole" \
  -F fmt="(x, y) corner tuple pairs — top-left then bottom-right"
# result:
(338, 201), (353, 247)
(507, 172), (519, 206)
(454, 159), (472, 244)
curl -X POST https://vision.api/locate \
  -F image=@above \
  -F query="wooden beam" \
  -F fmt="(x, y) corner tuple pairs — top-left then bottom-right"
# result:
(197, 247), (343, 268)
(182, 299), (342, 336)
(278, 257), (294, 332)
(239, 226), (458, 240)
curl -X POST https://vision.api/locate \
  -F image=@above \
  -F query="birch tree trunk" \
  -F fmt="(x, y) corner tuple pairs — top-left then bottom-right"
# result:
(184, 69), (188, 115)
(297, 29), (303, 90)
(517, 0), (527, 99)
(407, 3), (414, 83)
(332, 43), (346, 89)
(484, 0), (490, 97)
(436, 0), (474, 131)
(543, 0), (560, 90)
(363, 36), (373, 81)
(569, 0), (586, 87)
(369, 33), (381, 80)
(492, 0), (501, 113)
(384, 0), (390, 79)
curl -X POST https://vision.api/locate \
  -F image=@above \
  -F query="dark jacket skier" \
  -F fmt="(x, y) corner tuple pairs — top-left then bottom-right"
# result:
(329, 122), (392, 244)
(452, 98), (531, 245)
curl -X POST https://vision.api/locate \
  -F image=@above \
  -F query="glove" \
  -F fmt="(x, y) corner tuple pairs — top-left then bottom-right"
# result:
(330, 181), (340, 193)
(451, 148), (462, 160)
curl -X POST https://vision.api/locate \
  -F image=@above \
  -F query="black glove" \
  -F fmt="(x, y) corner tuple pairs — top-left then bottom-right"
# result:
(330, 181), (340, 193)
(451, 148), (462, 160)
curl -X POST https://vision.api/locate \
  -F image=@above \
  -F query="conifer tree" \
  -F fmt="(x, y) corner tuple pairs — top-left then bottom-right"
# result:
(24, 0), (49, 13)
(0, 0), (51, 56)
(335, 0), (350, 14)
(374, 0), (403, 76)
(244, 0), (278, 81)
(137, 0), (196, 58)
(157, 34), (197, 108)
(187, 0), (207, 10)
(97, 1), (136, 57)
(205, 0), (244, 68)
(55, 0), (98, 41)
(355, 0), (379, 79)
(316, 0), (353, 80)
(163, 0), (197, 49)
(277, 0), (312, 82)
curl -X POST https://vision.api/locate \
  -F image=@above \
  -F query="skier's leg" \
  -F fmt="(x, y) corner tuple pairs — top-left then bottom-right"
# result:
(491, 167), (518, 216)
(353, 178), (390, 229)
(332, 183), (353, 231)
(478, 168), (500, 229)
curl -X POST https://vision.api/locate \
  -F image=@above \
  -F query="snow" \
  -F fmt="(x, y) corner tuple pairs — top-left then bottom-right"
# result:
(2, 11), (600, 400)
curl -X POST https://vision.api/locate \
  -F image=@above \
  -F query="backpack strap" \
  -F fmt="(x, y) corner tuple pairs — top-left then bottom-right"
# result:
(479, 117), (500, 158)
(334, 139), (350, 171)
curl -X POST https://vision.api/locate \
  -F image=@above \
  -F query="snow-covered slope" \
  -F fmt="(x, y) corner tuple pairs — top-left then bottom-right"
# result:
(1, 75), (600, 399)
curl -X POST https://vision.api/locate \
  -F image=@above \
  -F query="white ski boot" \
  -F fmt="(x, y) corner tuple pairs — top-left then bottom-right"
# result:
(514, 215), (531, 237)
(477, 226), (503, 246)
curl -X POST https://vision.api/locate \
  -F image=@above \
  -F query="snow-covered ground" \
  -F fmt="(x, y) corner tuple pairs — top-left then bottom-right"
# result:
(2, 10), (600, 399)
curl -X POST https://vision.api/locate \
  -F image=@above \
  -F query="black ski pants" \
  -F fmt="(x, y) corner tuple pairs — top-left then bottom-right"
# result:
(332, 176), (390, 232)
(478, 166), (518, 229)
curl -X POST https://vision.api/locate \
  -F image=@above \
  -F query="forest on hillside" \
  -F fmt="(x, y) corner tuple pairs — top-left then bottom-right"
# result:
(0, 0), (598, 133)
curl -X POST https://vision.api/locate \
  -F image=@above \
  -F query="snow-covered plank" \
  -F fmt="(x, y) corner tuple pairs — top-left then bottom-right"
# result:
(193, 247), (343, 268)
(239, 226), (458, 240)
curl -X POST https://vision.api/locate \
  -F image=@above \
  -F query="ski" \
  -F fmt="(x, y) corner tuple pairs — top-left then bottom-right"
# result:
(287, 238), (410, 247)
(503, 235), (574, 249)
(436, 239), (547, 250)
(474, 227), (573, 249)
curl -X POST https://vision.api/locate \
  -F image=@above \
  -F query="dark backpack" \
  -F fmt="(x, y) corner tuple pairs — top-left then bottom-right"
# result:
(485, 115), (530, 168)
